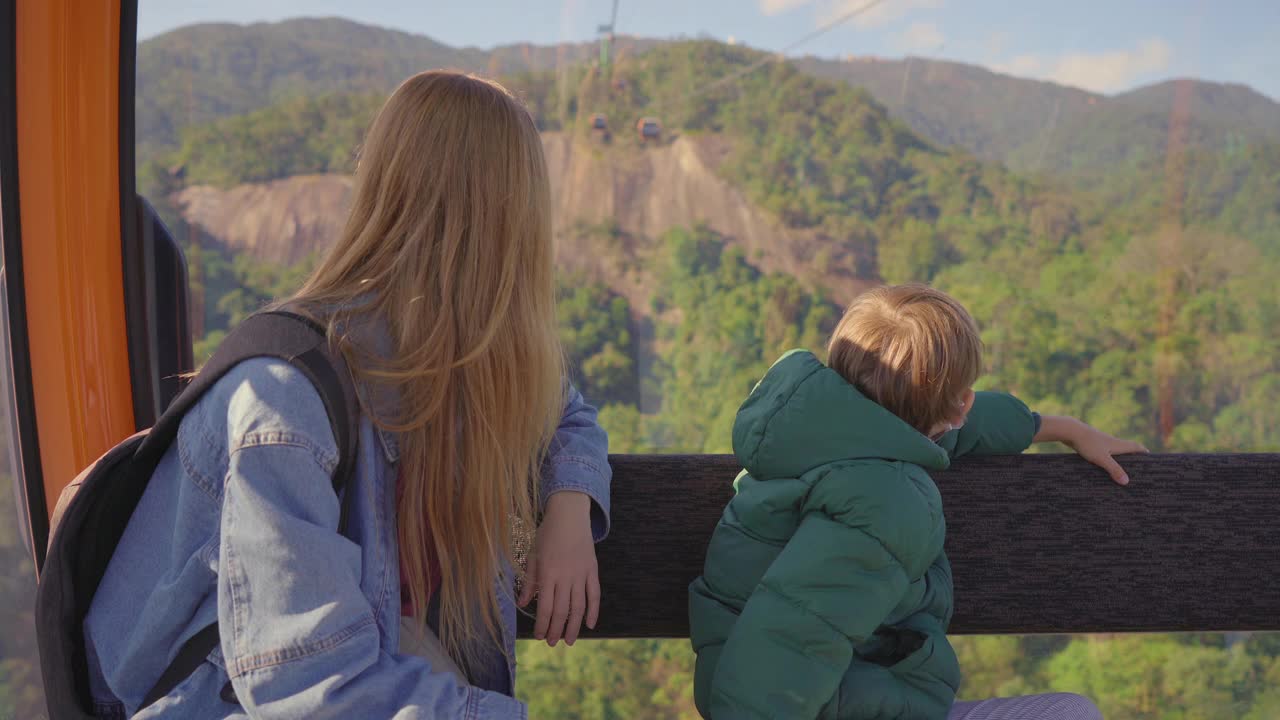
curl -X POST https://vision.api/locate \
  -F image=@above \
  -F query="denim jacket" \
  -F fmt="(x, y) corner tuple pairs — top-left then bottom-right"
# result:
(83, 355), (612, 719)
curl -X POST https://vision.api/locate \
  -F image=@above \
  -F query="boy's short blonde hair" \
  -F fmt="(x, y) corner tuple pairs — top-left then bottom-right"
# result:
(827, 284), (983, 433)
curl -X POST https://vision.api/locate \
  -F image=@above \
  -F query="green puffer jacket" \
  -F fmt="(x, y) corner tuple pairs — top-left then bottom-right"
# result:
(689, 350), (1037, 719)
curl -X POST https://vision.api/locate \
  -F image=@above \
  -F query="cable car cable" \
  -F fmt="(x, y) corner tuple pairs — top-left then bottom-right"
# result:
(657, 0), (889, 113)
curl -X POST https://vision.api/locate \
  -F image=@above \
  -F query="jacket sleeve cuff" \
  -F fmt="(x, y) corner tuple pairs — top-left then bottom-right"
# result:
(542, 456), (612, 542)
(540, 385), (612, 542)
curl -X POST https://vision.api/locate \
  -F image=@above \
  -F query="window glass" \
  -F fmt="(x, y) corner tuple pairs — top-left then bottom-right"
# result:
(135, 2), (1280, 717)
(0, 177), (46, 720)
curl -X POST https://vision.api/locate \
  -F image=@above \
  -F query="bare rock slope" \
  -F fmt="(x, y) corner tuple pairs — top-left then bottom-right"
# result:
(172, 132), (873, 307)
(173, 174), (354, 266)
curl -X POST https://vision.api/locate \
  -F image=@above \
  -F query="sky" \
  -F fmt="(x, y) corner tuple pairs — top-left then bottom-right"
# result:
(138, 0), (1280, 99)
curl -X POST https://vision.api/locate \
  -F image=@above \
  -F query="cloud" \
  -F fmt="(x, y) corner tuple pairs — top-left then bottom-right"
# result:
(892, 22), (945, 53)
(1049, 39), (1172, 93)
(993, 54), (1044, 77)
(993, 39), (1173, 94)
(820, 0), (944, 29)
(759, 0), (812, 16)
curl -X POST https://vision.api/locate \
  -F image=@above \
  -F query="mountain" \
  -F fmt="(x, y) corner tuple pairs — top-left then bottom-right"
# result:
(796, 55), (1280, 177)
(170, 130), (876, 311)
(1005, 78), (1280, 177)
(138, 18), (1280, 261)
(794, 55), (1102, 164)
(793, 53), (1280, 250)
(158, 40), (1095, 299)
(140, 16), (1280, 193)
(172, 174), (353, 266)
(157, 37), (1280, 458)
(1114, 79), (1280, 138)
(136, 17), (660, 151)
(137, 18), (482, 150)
(138, 16), (1280, 233)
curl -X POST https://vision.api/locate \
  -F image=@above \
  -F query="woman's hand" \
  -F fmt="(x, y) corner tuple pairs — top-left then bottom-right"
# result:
(1035, 415), (1149, 485)
(517, 491), (600, 646)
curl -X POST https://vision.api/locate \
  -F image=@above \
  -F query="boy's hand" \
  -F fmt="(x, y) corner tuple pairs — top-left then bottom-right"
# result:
(518, 491), (600, 646)
(1035, 415), (1149, 485)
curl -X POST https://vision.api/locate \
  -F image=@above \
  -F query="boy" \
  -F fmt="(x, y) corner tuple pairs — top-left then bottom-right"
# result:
(689, 284), (1144, 719)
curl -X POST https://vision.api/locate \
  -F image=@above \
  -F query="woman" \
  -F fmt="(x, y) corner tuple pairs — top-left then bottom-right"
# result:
(84, 71), (610, 719)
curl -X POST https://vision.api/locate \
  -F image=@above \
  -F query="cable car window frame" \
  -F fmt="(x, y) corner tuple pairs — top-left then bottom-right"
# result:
(0, 0), (51, 570)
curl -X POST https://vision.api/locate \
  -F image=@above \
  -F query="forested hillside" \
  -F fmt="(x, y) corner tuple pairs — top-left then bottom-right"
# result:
(139, 18), (1280, 218)
(136, 17), (659, 157)
(144, 38), (1279, 454)
(116, 20), (1280, 719)
(798, 56), (1280, 164)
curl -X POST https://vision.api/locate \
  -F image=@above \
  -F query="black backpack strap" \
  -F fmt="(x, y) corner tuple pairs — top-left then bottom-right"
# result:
(137, 311), (358, 482)
(288, 337), (359, 532)
(138, 310), (361, 711)
(140, 623), (221, 710)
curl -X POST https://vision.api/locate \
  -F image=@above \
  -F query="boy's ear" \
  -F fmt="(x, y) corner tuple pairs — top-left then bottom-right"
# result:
(952, 388), (976, 425)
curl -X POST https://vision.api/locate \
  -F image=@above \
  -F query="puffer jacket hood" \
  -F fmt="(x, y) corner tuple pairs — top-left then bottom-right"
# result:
(731, 350), (950, 480)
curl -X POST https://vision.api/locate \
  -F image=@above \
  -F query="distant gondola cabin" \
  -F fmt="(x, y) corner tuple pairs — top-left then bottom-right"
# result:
(636, 117), (661, 142)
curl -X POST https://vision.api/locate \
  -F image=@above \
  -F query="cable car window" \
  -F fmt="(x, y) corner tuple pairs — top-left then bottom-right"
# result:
(0, 181), (44, 720)
(135, 2), (1280, 717)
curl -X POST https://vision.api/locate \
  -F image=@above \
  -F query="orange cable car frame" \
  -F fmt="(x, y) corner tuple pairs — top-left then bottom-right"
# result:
(0, 0), (192, 572)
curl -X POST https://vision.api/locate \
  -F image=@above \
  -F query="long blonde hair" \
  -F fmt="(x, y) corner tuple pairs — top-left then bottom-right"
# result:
(285, 71), (563, 669)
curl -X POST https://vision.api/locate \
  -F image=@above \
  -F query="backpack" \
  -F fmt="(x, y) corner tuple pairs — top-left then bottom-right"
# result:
(35, 311), (361, 718)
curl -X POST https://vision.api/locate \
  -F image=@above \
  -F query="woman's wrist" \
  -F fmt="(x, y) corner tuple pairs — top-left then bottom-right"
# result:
(545, 490), (591, 516)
